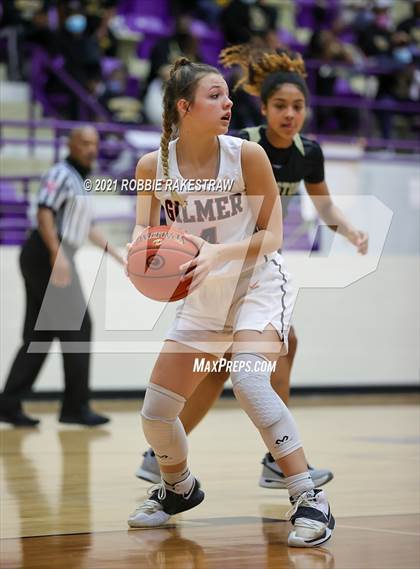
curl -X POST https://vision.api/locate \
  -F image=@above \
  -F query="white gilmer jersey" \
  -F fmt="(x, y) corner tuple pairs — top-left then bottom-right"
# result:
(155, 135), (267, 277)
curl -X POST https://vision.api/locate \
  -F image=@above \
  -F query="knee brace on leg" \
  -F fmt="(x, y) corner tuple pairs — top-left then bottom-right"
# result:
(141, 383), (188, 466)
(231, 353), (302, 459)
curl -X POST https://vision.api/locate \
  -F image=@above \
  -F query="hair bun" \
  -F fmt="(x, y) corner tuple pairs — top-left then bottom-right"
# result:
(170, 57), (192, 78)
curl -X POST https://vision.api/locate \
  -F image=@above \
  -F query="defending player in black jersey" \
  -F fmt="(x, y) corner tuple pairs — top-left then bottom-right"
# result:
(136, 44), (368, 491)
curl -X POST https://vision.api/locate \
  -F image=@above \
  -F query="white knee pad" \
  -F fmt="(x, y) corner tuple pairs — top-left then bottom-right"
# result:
(141, 383), (188, 466)
(231, 353), (302, 459)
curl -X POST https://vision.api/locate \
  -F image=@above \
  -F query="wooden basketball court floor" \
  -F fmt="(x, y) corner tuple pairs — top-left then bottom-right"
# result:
(1, 395), (419, 569)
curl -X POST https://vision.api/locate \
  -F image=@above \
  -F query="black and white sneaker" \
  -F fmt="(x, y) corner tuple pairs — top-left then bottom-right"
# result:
(259, 453), (333, 489)
(128, 478), (204, 528)
(286, 489), (335, 548)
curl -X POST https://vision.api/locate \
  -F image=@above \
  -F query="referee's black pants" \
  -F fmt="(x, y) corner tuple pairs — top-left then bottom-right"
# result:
(0, 230), (91, 415)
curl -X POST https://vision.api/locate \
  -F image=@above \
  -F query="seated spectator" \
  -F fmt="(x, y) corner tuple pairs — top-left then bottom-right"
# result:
(0, 0), (55, 79)
(356, 0), (407, 138)
(221, 0), (278, 46)
(396, 0), (420, 53)
(357, 0), (394, 59)
(84, 0), (119, 57)
(170, 0), (222, 25)
(57, 1), (118, 56)
(48, 2), (104, 119)
(100, 64), (142, 123)
(142, 16), (202, 126)
(307, 22), (360, 134)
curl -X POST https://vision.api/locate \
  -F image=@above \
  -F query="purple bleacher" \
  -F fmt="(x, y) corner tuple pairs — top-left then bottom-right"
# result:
(117, 0), (172, 59)
(30, 48), (72, 119)
(118, 0), (169, 19)
(0, 181), (30, 245)
(126, 75), (140, 98)
(101, 57), (123, 78)
(101, 56), (140, 100)
(334, 77), (359, 98)
(277, 27), (305, 53)
(283, 196), (318, 252)
(29, 46), (111, 121)
(0, 218), (30, 245)
(296, 0), (339, 29)
(0, 36), (8, 65)
(190, 19), (224, 66)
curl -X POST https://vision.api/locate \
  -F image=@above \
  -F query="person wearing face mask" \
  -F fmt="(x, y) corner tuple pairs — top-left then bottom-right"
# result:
(100, 66), (143, 123)
(357, 1), (394, 59)
(0, 127), (124, 427)
(49, 3), (103, 118)
(60, 8), (102, 85)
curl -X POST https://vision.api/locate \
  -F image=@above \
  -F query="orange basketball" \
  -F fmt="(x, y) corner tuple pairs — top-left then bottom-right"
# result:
(127, 225), (199, 302)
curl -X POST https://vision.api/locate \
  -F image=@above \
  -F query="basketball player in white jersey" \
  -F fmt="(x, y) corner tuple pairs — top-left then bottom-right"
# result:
(137, 45), (368, 491)
(127, 57), (335, 548)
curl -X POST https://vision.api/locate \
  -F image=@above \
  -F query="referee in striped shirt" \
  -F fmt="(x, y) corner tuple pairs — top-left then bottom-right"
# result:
(0, 126), (124, 427)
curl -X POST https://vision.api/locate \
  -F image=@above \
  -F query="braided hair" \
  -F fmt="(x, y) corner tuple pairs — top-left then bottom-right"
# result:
(220, 44), (308, 104)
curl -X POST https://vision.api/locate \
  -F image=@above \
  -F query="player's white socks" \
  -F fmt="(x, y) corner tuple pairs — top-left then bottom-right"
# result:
(285, 471), (314, 499)
(162, 467), (194, 495)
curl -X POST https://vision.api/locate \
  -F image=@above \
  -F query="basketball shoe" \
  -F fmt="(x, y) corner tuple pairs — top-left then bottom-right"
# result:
(259, 453), (333, 489)
(135, 448), (161, 483)
(286, 489), (335, 547)
(128, 478), (204, 528)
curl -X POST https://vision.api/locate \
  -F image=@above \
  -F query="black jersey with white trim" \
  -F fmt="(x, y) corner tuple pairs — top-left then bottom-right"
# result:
(240, 126), (325, 216)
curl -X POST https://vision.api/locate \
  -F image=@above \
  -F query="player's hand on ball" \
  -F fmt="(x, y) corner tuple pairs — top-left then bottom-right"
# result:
(348, 229), (368, 255)
(50, 250), (72, 287)
(180, 233), (221, 293)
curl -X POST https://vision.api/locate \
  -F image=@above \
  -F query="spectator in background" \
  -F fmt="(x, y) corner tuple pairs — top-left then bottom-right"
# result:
(396, 0), (420, 53)
(358, 0), (412, 139)
(83, 0), (118, 57)
(100, 64), (143, 123)
(170, 0), (222, 25)
(306, 18), (360, 134)
(46, 1), (104, 119)
(221, 0), (278, 46)
(142, 16), (202, 126)
(57, 2), (103, 92)
(0, 0), (54, 79)
(219, 0), (281, 129)
(57, 1), (118, 56)
(394, 3), (420, 135)
(0, 127), (124, 428)
(357, 0), (394, 59)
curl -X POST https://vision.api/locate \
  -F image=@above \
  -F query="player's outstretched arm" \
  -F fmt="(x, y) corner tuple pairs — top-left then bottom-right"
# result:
(305, 180), (368, 254)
